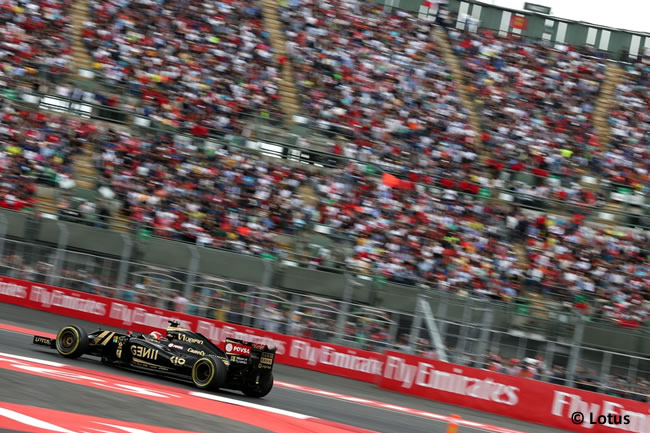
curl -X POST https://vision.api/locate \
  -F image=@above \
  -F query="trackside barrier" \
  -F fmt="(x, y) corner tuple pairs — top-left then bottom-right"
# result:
(377, 351), (650, 433)
(1, 276), (648, 433)
(0, 276), (383, 382)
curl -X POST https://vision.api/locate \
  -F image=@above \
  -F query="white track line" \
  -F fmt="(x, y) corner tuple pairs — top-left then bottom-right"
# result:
(190, 392), (312, 419)
(0, 407), (76, 433)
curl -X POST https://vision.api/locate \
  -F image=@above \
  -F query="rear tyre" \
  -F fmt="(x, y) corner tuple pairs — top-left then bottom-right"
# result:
(55, 325), (88, 359)
(191, 357), (226, 390)
(243, 373), (273, 398)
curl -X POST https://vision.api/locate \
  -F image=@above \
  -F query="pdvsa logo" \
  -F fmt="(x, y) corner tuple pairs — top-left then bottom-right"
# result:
(225, 343), (250, 356)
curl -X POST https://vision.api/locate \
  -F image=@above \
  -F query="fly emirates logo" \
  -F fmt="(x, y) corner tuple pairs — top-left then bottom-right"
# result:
(384, 356), (519, 406)
(289, 340), (383, 375)
(30, 286), (106, 316)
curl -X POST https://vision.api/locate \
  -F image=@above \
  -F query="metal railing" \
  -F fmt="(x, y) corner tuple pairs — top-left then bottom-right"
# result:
(12, 200), (648, 314)
(0, 235), (647, 401)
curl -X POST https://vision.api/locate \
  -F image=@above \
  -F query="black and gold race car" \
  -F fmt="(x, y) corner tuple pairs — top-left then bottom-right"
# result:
(32, 321), (276, 398)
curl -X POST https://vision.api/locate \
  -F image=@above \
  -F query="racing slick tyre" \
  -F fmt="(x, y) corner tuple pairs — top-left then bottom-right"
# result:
(191, 357), (226, 390)
(55, 325), (89, 358)
(243, 373), (273, 398)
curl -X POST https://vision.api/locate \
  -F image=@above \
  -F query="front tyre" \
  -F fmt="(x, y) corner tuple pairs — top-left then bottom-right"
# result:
(191, 357), (226, 390)
(55, 325), (88, 358)
(243, 373), (273, 398)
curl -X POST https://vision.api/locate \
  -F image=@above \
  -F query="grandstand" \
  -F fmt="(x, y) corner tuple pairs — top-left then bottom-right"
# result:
(0, 0), (647, 402)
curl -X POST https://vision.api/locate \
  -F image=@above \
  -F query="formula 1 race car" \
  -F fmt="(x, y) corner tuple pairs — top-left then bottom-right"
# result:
(32, 321), (276, 398)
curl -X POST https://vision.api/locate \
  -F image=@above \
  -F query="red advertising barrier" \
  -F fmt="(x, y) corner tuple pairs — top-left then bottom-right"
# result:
(377, 351), (650, 433)
(1, 276), (648, 433)
(0, 276), (383, 382)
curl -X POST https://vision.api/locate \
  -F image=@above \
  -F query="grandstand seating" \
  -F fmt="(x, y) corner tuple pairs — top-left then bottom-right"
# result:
(95, 127), (313, 255)
(0, 99), (99, 210)
(451, 29), (606, 182)
(609, 56), (650, 191)
(279, 0), (477, 175)
(82, 0), (284, 135)
(0, 0), (73, 81)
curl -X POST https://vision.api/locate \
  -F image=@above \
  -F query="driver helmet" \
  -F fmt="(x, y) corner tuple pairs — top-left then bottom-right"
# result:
(149, 331), (164, 341)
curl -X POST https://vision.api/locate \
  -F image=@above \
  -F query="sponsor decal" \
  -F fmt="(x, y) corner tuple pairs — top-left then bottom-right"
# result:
(177, 334), (204, 345)
(170, 356), (186, 366)
(116, 339), (124, 359)
(225, 342), (251, 357)
(186, 348), (205, 356)
(231, 356), (248, 364)
(33, 336), (52, 345)
(0, 281), (27, 299)
(168, 343), (184, 350)
(30, 286), (106, 316)
(289, 340), (383, 375)
(113, 336), (119, 343)
(383, 356), (519, 406)
(130, 346), (159, 361)
(260, 357), (273, 365)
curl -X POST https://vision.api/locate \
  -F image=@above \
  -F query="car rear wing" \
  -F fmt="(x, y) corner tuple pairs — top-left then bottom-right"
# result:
(224, 338), (276, 369)
(33, 335), (56, 348)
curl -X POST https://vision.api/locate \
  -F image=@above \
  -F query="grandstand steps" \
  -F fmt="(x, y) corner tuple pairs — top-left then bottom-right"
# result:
(581, 61), (623, 195)
(111, 211), (131, 233)
(432, 27), (483, 151)
(593, 61), (624, 149)
(513, 241), (528, 267)
(260, 0), (301, 123)
(297, 184), (320, 207)
(35, 188), (59, 216)
(73, 152), (96, 190)
(69, 0), (93, 70)
(599, 201), (625, 214)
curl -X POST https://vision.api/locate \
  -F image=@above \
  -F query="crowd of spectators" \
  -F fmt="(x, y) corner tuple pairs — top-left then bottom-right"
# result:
(0, 98), (98, 209)
(280, 0), (477, 176)
(0, 0), (72, 83)
(95, 128), (312, 257)
(93, 127), (525, 301)
(451, 29), (606, 181)
(82, 0), (283, 135)
(522, 213), (649, 327)
(608, 54), (649, 191)
(88, 118), (650, 328)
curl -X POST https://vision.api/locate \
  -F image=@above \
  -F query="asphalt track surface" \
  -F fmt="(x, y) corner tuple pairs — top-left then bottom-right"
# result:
(0, 303), (566, 433)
